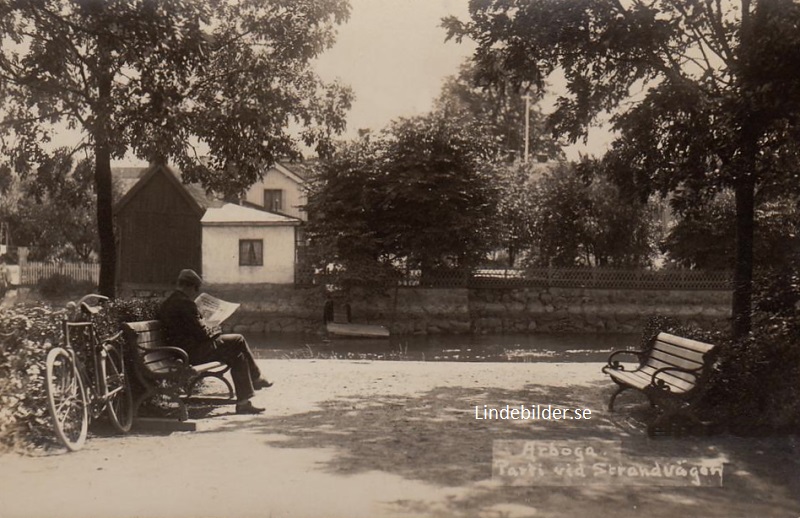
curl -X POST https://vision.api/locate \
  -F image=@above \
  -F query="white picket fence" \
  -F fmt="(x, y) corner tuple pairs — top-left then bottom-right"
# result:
(19, 262), (100, 286)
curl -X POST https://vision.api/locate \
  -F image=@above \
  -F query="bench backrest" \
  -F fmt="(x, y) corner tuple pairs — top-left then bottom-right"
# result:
(123, 320), (182, 374)
(643, 332), (716, 389)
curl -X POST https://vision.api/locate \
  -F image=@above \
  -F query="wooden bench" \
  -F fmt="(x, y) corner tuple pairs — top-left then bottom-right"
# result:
(123, 320), (234, 421)
(602, 332), (718, 436)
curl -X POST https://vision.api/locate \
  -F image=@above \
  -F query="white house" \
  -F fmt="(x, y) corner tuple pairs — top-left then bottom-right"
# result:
(201, 203), (301, 284)
(241, 161), (313, 221)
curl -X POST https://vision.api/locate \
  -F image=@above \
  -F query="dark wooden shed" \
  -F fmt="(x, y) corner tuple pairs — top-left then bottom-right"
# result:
(113, 164), (220, 288)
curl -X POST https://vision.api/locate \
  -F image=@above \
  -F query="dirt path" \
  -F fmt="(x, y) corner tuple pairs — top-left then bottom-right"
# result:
(1, 360), (799, 518)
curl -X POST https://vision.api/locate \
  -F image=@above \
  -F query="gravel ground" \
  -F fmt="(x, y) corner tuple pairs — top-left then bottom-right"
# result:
(1, 359), (799, 518)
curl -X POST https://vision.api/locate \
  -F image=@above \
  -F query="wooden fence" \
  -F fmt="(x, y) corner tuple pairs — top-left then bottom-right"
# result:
(19, 262), (100, 286)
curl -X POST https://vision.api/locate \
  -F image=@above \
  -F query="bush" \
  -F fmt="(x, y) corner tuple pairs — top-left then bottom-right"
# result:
(36, 273), (95, 298)
(701, 329), (800, 435)
(0, 297), (162, 452)
(0, 305), (64, 452)
(700, 269), (800, 435)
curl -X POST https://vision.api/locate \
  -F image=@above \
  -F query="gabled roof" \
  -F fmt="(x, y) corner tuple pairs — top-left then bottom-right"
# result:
(277, 159), (316, 182)
(201, 203), (301, 226)
(113, 163), (224, 216)
(112, 167), (147, 196)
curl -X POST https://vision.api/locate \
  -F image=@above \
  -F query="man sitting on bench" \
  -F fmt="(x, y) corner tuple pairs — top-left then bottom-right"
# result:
(158, 269), (273, 415)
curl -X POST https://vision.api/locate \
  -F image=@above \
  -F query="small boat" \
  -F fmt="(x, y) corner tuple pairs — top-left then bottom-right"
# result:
(323, 300), (390, 338)
(326, 322), (390, 339)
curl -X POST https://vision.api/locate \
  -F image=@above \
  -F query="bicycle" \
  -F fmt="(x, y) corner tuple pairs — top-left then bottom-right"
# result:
(44, 294), (134, 451)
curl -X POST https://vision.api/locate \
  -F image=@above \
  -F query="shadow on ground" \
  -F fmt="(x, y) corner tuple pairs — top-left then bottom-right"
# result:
(200, 382), (799, 518)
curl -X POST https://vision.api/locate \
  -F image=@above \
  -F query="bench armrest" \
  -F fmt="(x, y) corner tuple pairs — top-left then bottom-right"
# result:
(102, 330), (124, 344)
(135, 344), (190, 364)
(649, 366), (701, 392)
(603, 349), (645, 372)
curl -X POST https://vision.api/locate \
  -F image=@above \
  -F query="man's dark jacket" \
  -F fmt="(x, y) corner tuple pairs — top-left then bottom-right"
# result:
(158, 290), (216, 364)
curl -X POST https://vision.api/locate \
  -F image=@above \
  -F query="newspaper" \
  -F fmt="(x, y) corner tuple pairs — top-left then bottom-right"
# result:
(195, 293), (240, 328)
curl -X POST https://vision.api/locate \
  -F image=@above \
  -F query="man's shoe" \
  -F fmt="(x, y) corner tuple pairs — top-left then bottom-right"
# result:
(235, 401), (265, 414)
(253, 378), (274, 390)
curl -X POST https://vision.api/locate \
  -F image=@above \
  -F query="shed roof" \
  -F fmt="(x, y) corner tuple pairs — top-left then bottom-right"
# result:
(201, 203), (301, 226)
(113, 163), (224, 216)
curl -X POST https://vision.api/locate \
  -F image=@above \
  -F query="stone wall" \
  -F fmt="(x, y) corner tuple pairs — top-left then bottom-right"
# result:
(122, 283), (731, 335)
(213, 283), (326, 334)
(470, 287), (731, 334)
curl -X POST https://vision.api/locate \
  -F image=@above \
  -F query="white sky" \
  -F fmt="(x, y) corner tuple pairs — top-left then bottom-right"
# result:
(312, 0), (613, 160)
(313, 0), (474, 138)
(107, 0), (610, 166)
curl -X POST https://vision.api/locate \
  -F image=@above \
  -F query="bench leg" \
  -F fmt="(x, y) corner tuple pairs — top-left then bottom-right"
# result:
(647, 400), (706, 437)
(164, 385), (189, 421)
(132, 382), (189, 421)
(132, 384), (157, 418)
(608, 384), (630, 411)
(186, 370), (235, 401)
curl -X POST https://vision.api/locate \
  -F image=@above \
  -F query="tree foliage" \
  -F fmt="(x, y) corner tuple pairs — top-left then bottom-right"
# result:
(445, 0), (800, 337)
(1, 149), (103, 262)
(305, 114), (501, 289)
(434, 61), (563, 162)
(492, 161), (538, 267)
(0, 0), (353, 295)
(662, 191), (800, 271)
(525, 160), (659, 267)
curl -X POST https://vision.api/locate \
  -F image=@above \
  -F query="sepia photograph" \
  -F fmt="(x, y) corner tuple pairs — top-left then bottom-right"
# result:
(1, 0), (799, 517)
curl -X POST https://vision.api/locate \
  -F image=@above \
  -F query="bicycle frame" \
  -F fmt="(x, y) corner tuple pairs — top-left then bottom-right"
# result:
(62, 320), (126, 420)
(63, 321), (103, 420)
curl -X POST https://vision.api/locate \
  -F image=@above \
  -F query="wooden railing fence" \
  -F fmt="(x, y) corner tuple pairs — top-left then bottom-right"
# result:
(296, 266), (732, 291)
(19, 262), (100, 286)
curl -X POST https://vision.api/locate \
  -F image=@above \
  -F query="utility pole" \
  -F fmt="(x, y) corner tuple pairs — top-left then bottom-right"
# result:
(523, 93), (531, 163)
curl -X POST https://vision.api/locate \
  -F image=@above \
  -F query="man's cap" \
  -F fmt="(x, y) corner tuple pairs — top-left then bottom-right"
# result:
(177, 269), (203, 286)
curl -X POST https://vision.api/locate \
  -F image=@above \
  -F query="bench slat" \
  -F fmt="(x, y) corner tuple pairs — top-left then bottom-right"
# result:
(645, 350), (704, 372)
(652, 341), (709, 364)
(136, 340), (170, 351)
(612, 368), (693, 393)
(124, 321), (161, 333)
(147, 360), (184, 374)
(131, 331), (166, 344)
(656, 332), (715, 354)
(191, 361), (226, 373)
(607, 370), (651, 390)
(142, 351), (181, 364)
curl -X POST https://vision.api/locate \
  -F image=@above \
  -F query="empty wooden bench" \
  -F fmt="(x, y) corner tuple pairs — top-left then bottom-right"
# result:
(123, 320), (234, 421)
(602, 332), (718, 436)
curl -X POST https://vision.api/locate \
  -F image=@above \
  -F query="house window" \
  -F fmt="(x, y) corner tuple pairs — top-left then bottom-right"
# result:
(263, 189), (283, 213)
(239, 239), (263, 266)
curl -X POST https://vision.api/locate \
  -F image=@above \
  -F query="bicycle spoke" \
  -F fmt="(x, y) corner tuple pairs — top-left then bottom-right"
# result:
(46, 346), (88, 450)
(55, 395), (82, 417)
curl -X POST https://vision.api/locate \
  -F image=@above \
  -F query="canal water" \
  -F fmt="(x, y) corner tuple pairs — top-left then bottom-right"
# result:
(249, 332), (640, 362)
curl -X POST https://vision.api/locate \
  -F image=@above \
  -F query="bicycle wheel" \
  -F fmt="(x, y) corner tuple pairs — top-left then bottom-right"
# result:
(45, 347), (88, 451)
(99, 342), (133, 433)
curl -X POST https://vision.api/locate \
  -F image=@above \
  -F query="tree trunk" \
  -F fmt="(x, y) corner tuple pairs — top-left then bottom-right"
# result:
(95, 144), (116, 297)
(732, 172), (756, 340)
(95, 25), (116, 298)
(507, 242), (516, 267)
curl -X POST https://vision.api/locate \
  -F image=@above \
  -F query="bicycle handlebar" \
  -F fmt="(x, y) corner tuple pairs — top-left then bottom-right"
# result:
(77, 294), (109, 315)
